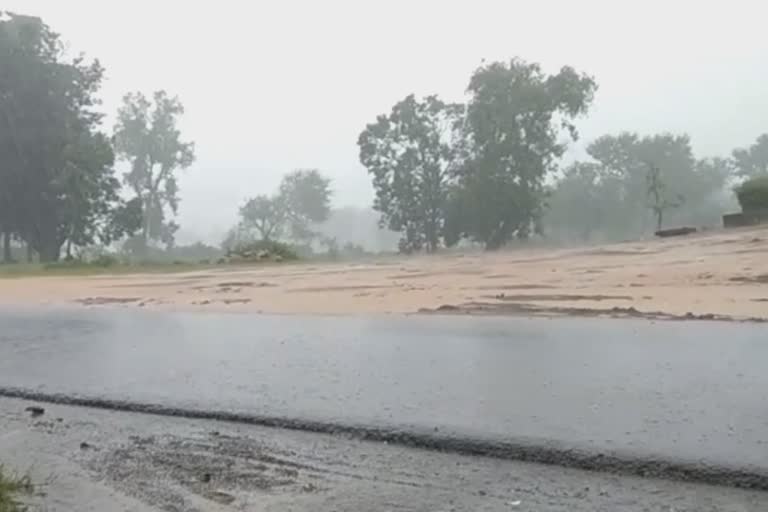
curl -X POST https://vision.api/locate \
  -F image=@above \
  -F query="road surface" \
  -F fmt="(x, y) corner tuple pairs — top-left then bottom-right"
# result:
(3, 396), (768, 512)
(0, 307), (767, 480)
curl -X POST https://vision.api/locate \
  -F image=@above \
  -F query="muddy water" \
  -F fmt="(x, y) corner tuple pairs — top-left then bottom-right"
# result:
(0, 307), (766, 473)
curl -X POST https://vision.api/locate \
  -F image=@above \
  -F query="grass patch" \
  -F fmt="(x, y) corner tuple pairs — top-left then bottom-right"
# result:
(0, 466), (32, 512)
(0, 262), (213, 279)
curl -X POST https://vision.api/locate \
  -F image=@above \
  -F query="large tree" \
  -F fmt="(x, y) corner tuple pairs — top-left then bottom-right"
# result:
(0, 12), (136, 261)
(358, 95), (463, 253)
(731, 134), (768, 178)
(113, 90), (195, 254)
(447, 59), (597, 249)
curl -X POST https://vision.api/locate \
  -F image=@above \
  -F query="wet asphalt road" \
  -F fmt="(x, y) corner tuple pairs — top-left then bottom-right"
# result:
(0, 307), (767, 472)
(5, 396), (768, 512)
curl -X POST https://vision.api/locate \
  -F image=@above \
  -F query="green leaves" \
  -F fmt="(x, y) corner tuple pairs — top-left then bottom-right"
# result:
(358, 94), (463, 252)
(735, 175), (768, 212)
(0, 12), (123, 261)
(359, 60), (597, 251)
(451, 59), (597, 248)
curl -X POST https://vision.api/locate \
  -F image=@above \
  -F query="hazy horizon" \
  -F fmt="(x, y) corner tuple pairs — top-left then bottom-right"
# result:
(6, 0), (768, 244)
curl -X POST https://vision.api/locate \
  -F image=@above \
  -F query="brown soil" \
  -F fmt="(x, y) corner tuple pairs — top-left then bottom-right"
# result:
(2, 226), (768, 321)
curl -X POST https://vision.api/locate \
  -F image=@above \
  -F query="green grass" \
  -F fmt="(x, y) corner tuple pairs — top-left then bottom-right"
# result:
(0, 261), (214, 279)
(0, 466), (32, 512)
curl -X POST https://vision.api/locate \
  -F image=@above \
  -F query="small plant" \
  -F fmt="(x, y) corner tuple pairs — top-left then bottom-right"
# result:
(646, 163), (684, 231)
(735, 175), (768, 213)
(0, 466), (32, 512)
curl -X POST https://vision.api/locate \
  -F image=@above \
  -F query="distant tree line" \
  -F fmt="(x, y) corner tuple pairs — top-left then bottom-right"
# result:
(0, 12), (194, 262)
(359, 59), (768, 251)
(544, 133), (768, 242)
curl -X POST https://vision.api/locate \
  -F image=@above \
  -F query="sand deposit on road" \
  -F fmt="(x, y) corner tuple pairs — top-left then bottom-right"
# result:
(2, 226), (768, 321)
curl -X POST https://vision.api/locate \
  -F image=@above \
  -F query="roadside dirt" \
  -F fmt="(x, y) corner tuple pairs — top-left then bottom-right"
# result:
(2, 397), (767, 511)
(1, 226), (768, 321)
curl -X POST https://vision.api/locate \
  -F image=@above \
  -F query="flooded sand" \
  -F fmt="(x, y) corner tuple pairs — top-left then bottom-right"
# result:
(1, 226), (768, 320)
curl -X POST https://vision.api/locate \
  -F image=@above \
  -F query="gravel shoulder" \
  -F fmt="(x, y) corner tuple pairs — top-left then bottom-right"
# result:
(2, 397), (767, 512)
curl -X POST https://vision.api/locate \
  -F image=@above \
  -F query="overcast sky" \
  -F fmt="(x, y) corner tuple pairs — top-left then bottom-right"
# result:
(6, 0), (768, 243)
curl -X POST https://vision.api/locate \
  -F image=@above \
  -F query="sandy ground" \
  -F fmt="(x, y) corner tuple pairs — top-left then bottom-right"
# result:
(2, 226), (768, 321)
(2, 396), (768, 512)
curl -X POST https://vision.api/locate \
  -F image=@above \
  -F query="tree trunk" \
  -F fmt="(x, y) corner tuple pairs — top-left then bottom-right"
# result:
(38, 239), (62, 263)
(26, 243), (33, 263)
(2, 231), (11, 263)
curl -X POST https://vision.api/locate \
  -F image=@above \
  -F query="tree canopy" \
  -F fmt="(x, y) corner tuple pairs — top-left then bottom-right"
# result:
(113, 90), (195, 254)
(237, 169), (332, 247)
(732, 134), (768, 178)
(360, 59), (597, 250)
(545, 133), (732, 241)
(0, 12), (141, 261)
(358, 95), (463, 253)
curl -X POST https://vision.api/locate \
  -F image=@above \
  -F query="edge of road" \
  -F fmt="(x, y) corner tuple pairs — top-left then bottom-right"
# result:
(1, 386), (766, 492)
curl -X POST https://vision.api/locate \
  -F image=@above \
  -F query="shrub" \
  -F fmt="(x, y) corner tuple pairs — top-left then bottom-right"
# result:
(0, 465), (32, 512)
(92, 254), (119, 267)
(226, 240), (299, 262)
(736, 176), (768, 212)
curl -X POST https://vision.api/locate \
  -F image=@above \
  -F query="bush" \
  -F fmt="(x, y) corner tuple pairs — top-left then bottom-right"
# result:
(736, 176), (768, 212)
(226, 239), (299, 262)
(0, 465), (32, 512)
(92, 254), (119, 267)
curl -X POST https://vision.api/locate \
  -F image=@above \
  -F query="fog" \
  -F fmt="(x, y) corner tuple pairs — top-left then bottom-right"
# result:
(4, 0), (768, 247)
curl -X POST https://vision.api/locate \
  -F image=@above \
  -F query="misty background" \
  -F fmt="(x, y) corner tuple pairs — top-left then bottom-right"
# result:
(4, 0), (768, 249)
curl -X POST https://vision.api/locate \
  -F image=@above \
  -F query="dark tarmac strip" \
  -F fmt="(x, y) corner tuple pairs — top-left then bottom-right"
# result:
(1, 308), (767, 491)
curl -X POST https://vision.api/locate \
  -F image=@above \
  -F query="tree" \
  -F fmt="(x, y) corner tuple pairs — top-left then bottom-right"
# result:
(113, 90), (195, 254)
(646, 163), (684, 231)
(239, 195), (286, 241)
(732, 134), (768, 178)
(735, 176), (768, 212)
(545, 133), (732, 241)
(237, 170), (332, 244)
(278, 169), (332, 243)
(545, 162), (623, 242)
(0, 12), (132, 261)
(102, 197), (143, 245)
(448, 59), (597, 249)
(358, 95), (463, 253)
